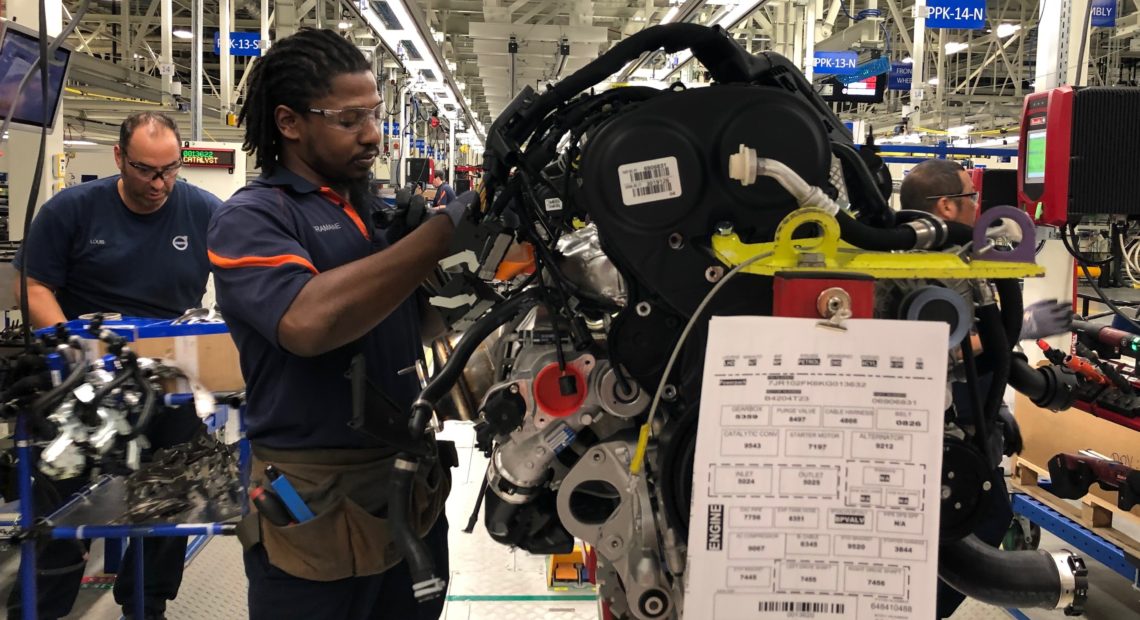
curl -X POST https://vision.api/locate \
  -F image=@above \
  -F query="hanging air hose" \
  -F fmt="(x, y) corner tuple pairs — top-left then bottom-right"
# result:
(392, 289), (544, 602)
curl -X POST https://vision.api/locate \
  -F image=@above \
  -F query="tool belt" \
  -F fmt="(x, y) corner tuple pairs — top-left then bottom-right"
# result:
(236, 440), (456, 581)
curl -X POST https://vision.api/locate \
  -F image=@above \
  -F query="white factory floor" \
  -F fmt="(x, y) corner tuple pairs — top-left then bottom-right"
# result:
(0, 421), (1136, 619)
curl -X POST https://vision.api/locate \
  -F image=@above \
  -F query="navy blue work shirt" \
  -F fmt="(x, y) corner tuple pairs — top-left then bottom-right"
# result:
(207, 167), (423, 450)
(13, 175), (221, 319)
(432, 182), (456, 207)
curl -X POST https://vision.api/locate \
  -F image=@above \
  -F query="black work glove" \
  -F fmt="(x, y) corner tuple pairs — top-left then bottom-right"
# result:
(381, 185), (429, 242)
(431, 190), (477, 228)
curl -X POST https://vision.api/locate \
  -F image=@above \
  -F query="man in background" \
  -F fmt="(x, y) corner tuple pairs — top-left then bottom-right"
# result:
(431, 171), (456, 207)
(9, 111), (221, 620)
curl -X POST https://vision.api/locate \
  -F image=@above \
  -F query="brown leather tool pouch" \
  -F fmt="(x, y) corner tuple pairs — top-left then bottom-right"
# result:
(238, 443), (451, 582)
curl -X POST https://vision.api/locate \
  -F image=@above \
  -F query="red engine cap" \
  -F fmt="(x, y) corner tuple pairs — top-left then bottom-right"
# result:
(533, 363), (587, 418)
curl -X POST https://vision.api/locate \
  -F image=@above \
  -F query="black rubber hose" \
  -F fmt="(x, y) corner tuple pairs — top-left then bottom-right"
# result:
(408, 288), (543, 439)
(834, 210), (974, 252)
(834, 210), (917, 250)
(1008, 353), (1048, 400)
(28, 359), (88, 418)
(387, 458), (442, 602)
(492, 24), (752, 155)
(975, 304), (1010, 464)
(940, 535), (1082, 610)
(831, 142), (892, 225)
(993, 279), (1024, 347)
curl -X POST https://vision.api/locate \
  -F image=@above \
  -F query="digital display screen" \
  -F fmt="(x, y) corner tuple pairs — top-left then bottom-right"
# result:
(0, 24), (72, 130)
(821, 75), (886, 104)
(1025, 129), (1047, 183)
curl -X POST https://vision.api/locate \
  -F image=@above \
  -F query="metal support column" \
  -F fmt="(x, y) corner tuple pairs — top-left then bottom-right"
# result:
(397, 84), (410, 187)
(936, 29), (945, 110)
(192, 0), (204, 141)
(508, 35), (518, 99)
(805, 0), (817, 81)
(220, 0), (233, 120)
(910, 0), (927, 130)
(161, 0), (173, 99)
(276, 0), (298, 39)
(262, 0), (270, 49)
(121, 0), (132, 69)
(448, 120), (455, 186)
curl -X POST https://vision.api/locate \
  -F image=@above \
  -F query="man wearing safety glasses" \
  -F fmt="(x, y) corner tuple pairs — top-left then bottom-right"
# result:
(13, 111), (222, 328)
(9, 112), (222, 619)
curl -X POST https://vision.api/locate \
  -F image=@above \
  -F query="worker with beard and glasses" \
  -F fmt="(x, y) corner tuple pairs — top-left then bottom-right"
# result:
(206, 28), (475, 619)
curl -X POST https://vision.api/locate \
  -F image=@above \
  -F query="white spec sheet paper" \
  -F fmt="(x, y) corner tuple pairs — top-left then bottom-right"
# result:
(684, 316), (948, 620)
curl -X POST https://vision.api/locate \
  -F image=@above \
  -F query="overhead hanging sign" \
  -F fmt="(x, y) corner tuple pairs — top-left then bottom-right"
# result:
(415, 138), (426, 150)
(888, 62), (913, 90)
(213, 31), (262, 56)
(813, 51), (859, 75)
(382, 120), (400, 135)
(1091, 0), (1117, 27)
(923, 0), (987, 29)
(838, 57), (891, 85)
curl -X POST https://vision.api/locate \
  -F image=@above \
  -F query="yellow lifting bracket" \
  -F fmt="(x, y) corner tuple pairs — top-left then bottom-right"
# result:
(711, 207), (1045, 280)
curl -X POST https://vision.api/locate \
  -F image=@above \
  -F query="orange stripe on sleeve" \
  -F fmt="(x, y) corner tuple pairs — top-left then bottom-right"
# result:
(208, 250), (318, 274)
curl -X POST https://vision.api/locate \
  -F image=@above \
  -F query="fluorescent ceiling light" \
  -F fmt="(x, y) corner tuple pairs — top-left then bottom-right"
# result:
(901, 55), (913, 64)
(63, 140), (97, 146)
(947, 124), (974, 136)
(927, 77), (940, 85)
(661, 6), (680, 23)
(996, 23), (1022, 38)
(172, 29), (193, 39)
(338, 21), (352, 30)
(944, 42), (969, 54)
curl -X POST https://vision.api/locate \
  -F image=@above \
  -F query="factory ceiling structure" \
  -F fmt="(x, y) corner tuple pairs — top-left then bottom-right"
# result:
(53, 0), (1140, 147)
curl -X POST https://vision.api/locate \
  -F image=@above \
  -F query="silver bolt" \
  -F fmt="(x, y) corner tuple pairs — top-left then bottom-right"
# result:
(954, 502), (962, 510)
(941, 485), (952, 500)
(715, 222), (734, 236)
(662, 385), (678, 401)
(982, 481), (992, 491)
(509, 384), (519, 394)
(827, 297), (843, 313)
(668, 233), (684, 250)
(947, 471), (956, 480)
(705, 266), (725, 283)
(592, 451), (605, 463)
(636, 301), (652, 317)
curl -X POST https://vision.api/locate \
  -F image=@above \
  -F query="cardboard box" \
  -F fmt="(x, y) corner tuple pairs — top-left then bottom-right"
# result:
(1013, 392), (1140, 526)
(78, 319), (244, 392)
(126, 334), (244, 392)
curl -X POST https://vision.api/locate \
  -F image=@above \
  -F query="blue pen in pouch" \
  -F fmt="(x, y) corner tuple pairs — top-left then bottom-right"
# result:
(265, 465), (316, 522)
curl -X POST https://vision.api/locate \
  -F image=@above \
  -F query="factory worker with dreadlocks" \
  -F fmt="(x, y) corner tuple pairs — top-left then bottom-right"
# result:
(206, 28), (474, 619)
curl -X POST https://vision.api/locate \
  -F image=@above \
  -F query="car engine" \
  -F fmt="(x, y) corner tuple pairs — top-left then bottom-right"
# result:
(386, 22), (1094, 619)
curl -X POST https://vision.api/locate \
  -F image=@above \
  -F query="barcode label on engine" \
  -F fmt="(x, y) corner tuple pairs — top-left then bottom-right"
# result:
(618, 156), (682, 206)
(758, 601), (846, 614)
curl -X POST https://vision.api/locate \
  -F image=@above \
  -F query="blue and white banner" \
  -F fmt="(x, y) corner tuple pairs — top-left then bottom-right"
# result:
(888, 62), (913, 90)
(923, 0), (987, 29)
(813, 51), (859, 75)
(213, 31), (262, 56)
(415, 138), (425, 150)
(1091, 0), (1116, 27)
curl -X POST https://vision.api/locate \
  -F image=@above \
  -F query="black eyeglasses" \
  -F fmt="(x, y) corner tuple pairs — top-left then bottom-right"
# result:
(926, 191), (978, 202)
(307, 103), (384, 132)
(126, 158), (182, 181)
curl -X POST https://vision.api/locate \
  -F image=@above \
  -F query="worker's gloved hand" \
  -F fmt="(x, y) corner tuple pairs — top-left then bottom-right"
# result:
(381, 186), (430, 242)
(431, 190), (477, 228)
(1020, 299), (1074, 341)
